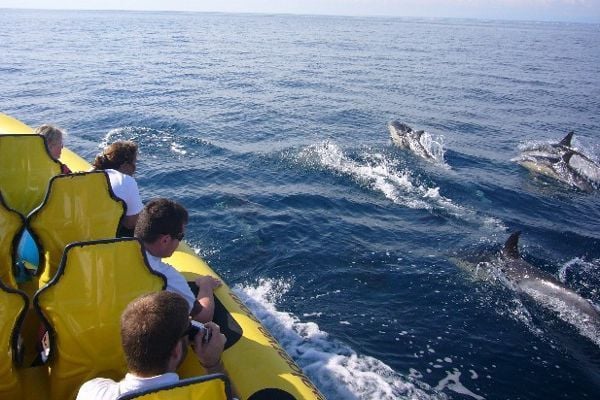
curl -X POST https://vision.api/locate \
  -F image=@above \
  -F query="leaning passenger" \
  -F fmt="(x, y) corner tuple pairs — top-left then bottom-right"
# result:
(75, 291), (233, 399)
(34, 124), (72, 174)
(134, 198), (222, 322)
(91, 140), (143, 237)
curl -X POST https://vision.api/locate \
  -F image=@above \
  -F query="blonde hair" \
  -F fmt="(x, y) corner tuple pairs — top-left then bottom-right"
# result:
(34, 124), (65, 147)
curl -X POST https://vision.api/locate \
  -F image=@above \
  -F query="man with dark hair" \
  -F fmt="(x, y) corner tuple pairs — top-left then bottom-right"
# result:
(134, 198), (221, 322)
(76, 291), (227, 399)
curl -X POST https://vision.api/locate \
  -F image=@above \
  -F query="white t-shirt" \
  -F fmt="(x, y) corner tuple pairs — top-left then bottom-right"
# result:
(105, 169), (144, 217)
(146, 252), (196, 312)
(76, 372), (179, 400)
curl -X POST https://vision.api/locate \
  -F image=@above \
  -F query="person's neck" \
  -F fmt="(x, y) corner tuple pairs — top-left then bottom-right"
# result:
(143, 242), (163, 258)
(129, 369), (172, 378)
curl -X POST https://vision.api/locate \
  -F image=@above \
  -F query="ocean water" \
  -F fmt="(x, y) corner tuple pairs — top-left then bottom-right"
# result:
(2, 9), (600, 399)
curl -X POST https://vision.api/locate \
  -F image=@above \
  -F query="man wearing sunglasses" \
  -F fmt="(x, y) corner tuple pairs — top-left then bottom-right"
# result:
(135, 198), (222, 322)
(76, 291), (228, 399)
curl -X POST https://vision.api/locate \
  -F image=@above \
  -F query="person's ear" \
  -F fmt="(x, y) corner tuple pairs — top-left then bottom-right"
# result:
(169, 338), (184, 365)
(160, 233), (171, 245)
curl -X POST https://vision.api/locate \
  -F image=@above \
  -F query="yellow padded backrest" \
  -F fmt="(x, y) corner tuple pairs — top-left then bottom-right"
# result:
(27, 171), (125, 287)
(34, 238), (166, 400)
(116, 375), (231, 400)
(0, 134), (61, 216)
(0, 193), (24, 289)
(0, 281), (28, 399)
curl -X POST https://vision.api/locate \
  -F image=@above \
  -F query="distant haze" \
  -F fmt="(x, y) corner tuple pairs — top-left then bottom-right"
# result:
(1, 0), (599, 23)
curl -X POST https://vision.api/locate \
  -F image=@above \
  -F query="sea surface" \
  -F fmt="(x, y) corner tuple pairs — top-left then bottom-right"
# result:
(2, 9), (600, 399)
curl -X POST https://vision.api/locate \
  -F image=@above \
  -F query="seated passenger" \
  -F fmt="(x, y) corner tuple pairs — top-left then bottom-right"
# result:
(92, 141), (143, 237)
(34, 124), (72, 174)
(134, 198), (222, 322)
(76, 291), (229, 399)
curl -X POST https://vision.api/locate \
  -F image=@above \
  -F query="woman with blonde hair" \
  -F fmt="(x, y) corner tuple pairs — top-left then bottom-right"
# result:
(35, 124), (72, 174)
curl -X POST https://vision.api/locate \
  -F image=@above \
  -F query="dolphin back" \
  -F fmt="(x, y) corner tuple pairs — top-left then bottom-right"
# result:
(562, 150), (575, 164)
(388, 120), (413, 134)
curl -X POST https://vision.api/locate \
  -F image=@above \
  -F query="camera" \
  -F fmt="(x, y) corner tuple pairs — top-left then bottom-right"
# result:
(188, 320), (212, 343)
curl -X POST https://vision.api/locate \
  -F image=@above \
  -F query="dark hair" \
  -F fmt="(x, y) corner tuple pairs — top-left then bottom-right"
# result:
(134, 198), (189, 243)
(92, 140), (138, 170)
(121, 291), (189, 375)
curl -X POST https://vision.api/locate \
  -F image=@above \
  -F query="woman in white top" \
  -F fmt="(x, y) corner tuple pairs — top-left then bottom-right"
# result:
(92, 140), (143, 237)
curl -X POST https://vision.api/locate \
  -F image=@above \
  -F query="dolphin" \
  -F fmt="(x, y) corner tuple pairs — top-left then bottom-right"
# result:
(459, 232), (600, 327)
(514, 131), (600, 191)
(517, 150), (596, 191)
(387, 121), (443, 162)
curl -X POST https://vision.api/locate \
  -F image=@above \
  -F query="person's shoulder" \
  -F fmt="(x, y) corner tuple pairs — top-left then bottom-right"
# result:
(76, 377), (120, 400)
(146, 252), (174, 271)
(103, 168), (123, 176)
(111, 169), (138, 186)
(104, 169), (136, 184)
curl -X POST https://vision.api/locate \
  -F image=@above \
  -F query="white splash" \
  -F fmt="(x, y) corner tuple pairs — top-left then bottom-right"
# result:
(170, 142), (187, 155)
(100, 126), (187, 157)
(418, 131), (447, 166)
(299, 141), (504, 229)
(234, 278), (445, 400)
(558, 257), (600, 300)
(435, 368), (485, 400)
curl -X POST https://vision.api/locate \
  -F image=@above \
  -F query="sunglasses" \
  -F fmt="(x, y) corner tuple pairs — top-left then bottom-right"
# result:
(171, 232), (184, 241)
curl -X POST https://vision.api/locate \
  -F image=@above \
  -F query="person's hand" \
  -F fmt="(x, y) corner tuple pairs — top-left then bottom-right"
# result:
(193, 321), (226, 372)
(195, 275), (222, 291)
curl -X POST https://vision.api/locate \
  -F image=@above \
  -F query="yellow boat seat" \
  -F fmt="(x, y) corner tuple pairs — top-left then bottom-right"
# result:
(27, 171), (125, 287)
(0, 134), (61, 216)
(33, 238), (166, 400)
(0, 280), (29, 399)
(0, 192), (24, 289)
(115, 374), (232, 400)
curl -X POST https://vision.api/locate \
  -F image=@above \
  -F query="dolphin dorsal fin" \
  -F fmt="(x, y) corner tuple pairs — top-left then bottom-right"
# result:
(502, 231), (521, 259)
(558, 131), (574, 147)
(562, 150), (575, 164)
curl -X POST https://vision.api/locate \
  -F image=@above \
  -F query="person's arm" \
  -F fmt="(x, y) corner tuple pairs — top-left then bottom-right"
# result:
(122, 175), (143, 230)
(121, 213), (139, 230)
(191, 276), (222, 322)
(193, 322), (240, 399)
(193, 321), (226, 373)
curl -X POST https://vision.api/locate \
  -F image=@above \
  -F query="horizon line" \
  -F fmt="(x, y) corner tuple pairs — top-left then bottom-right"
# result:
(1, 6), (599, 25)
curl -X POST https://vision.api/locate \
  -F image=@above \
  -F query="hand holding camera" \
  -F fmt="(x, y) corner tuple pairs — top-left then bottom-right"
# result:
(187, 320), (212, 343)
(191, 321), (226, 372)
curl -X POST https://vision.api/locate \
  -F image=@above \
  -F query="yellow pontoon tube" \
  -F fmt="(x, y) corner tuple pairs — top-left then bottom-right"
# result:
(0, 112), (324, 400)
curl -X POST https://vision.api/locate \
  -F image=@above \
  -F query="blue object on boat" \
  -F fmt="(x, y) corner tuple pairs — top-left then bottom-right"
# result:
(17, 229), (39, 267)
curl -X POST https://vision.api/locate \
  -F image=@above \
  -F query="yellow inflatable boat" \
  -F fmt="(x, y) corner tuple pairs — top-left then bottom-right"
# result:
(0, 113), (324, 400)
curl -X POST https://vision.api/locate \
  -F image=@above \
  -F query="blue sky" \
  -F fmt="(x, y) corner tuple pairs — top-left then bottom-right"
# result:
(1, 0), (599, 23)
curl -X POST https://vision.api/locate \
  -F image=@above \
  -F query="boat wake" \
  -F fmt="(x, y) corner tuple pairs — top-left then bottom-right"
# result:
(297, 141), (503, 229)
(234, 278), (446, 400)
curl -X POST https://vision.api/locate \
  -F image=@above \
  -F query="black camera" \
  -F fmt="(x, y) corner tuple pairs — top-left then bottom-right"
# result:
(187, 320), (212, 343)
